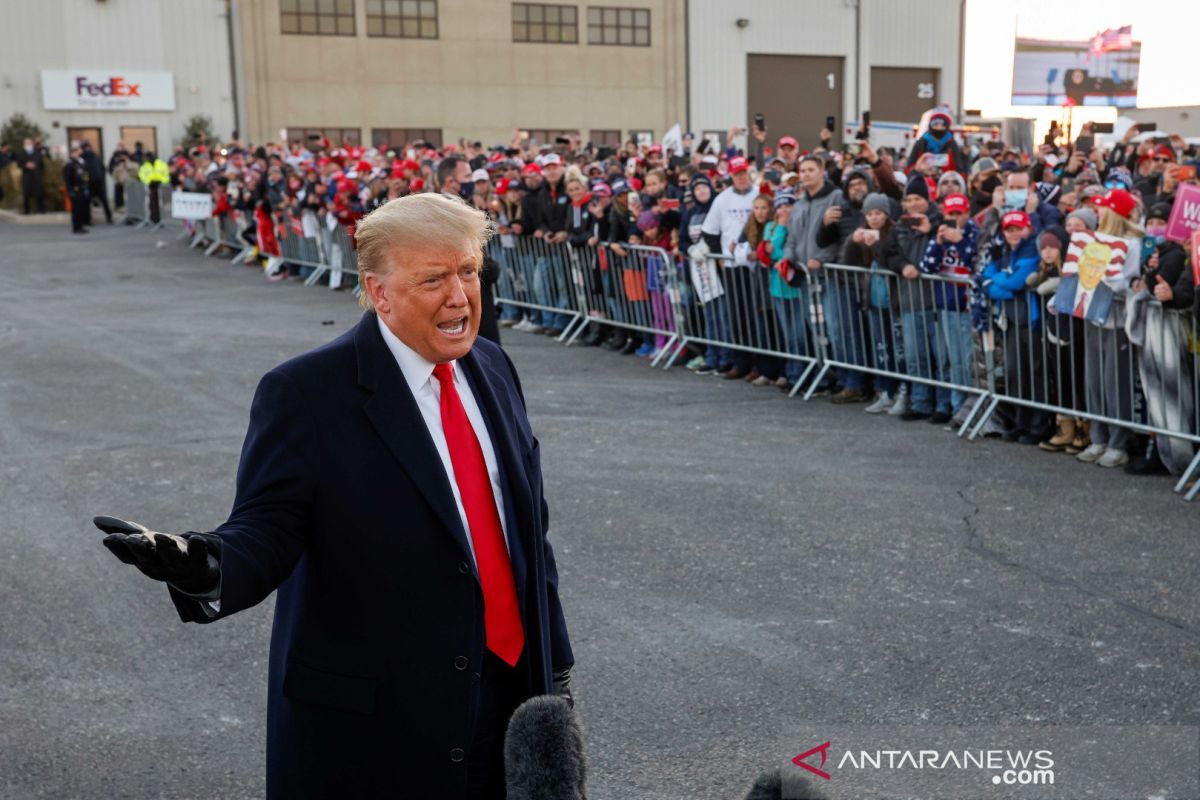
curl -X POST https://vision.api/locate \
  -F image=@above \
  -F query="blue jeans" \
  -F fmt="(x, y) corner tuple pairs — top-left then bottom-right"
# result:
(533, 255), (571, 330)
(601, 269), (625, 324)
(901, 309), (938, 413)
(866, 308), (901, 394)
(772, 292), (810, 382)
(822, 278), (866, 391)
(495, 248), (522, 322)
(702, 294), (732, 369)
(935, 309), (973, 414)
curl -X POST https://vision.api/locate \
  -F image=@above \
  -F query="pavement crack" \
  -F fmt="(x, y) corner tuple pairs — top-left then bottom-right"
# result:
(955, 486), (1199, 641)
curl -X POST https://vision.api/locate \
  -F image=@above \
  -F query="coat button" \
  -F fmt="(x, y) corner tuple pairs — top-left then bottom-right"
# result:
(454, 656), (468, 670)
(450, 747), (465, 763)
(458, 561), (470, 575)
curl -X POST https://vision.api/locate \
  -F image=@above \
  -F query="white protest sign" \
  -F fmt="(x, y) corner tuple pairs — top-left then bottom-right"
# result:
(170, 192), (213, 220)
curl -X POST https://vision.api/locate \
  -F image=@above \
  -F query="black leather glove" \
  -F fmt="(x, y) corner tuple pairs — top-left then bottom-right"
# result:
(552, 665), (574, 709)
(94, 516), (220, 596)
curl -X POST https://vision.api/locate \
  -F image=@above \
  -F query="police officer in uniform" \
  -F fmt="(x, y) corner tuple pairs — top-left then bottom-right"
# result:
(138, 151), (170, 224)
(63, 143), (92, 234)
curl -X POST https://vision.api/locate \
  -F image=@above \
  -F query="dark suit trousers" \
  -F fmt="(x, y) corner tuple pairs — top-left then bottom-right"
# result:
(466, 649), (527, 800)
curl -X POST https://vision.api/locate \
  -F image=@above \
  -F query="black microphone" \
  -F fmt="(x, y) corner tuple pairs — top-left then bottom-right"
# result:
(504, 695), (586, 800)
(743, 767), (828, 800)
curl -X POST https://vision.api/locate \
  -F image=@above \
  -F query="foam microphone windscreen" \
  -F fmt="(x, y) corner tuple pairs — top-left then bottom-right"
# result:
(743, 767), (827, 800)
(504, 695), (587, 800)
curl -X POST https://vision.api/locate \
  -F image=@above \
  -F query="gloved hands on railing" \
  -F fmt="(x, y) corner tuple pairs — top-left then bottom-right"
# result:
(94, 516), (221, 596)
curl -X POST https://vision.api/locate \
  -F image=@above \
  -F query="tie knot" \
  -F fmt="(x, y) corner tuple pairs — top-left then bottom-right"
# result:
(432, 362), (454, 385)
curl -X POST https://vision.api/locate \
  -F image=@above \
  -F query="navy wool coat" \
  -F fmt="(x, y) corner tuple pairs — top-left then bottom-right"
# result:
(168, 311), (573, 798)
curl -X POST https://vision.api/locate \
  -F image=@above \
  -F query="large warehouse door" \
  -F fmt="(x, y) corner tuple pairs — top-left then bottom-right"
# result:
(870, 67), (940, 124)
(747, 54), (844, 150)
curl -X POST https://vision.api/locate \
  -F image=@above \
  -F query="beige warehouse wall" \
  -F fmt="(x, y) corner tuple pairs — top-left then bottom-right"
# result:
(237, 0), (686, 147)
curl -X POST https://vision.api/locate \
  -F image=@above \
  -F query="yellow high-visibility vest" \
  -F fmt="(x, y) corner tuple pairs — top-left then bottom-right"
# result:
(139, 159), (169, 184)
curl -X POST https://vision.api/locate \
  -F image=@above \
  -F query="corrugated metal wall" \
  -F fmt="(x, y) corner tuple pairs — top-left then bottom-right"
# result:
(688, 0), (961, 139)
(0, 0), (235, 156)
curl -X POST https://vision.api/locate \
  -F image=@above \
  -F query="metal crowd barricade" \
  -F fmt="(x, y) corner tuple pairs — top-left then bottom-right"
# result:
(276, 220), (326, 283)
(563, 243), (687, 364)
(670, 251), (823, 392)
(123, 180), (147, 226)
(489, 236), (584, 341)
(970, 289), (1199, 500)
(806, 263), (990, 433)
(321, 222), (360, 293)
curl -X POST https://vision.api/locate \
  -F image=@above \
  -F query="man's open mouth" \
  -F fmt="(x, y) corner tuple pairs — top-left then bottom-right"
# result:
(437, 317), (468, 337)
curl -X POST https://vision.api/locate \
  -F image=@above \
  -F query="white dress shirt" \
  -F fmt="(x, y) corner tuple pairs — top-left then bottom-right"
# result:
(375, 315), (511, 565)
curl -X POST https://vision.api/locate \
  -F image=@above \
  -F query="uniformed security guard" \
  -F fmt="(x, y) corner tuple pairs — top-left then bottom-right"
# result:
(63, 144), (92, 234)
(137, 151), (170, 224)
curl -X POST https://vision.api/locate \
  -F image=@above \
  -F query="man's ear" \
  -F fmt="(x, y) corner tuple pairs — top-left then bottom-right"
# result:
(363, 273), (388, 313)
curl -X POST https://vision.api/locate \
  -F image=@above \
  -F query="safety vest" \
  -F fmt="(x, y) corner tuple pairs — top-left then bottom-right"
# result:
(139, 159), (169, 184)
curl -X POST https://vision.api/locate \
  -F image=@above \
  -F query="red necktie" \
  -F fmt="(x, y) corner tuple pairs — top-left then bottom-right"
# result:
(432, 363), (524, 666)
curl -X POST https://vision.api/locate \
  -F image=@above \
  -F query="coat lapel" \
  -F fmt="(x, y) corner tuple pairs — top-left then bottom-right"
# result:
(354, 313), (474, 565)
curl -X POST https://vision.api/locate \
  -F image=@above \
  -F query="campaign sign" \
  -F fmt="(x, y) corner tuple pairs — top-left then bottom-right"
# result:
(1165, 183), (1200, 243)
(171, 192), (213, 220)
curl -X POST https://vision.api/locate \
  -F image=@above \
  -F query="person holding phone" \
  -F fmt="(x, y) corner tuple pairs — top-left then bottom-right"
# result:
(881, 174), (944, 420)
(905, 111), (964, 175)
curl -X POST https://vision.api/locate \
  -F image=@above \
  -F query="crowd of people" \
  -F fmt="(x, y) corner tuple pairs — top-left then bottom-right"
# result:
(96, 113), (1199, 489)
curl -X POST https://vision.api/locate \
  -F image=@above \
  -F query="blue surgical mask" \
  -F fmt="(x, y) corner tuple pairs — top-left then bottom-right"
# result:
(1003, 189), (1027, 211)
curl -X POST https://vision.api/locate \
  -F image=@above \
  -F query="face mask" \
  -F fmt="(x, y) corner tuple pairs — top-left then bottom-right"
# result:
(1145, 223), (1168, 240)
(1004, 189), (1028, 210)
(459, 181), (473, 201)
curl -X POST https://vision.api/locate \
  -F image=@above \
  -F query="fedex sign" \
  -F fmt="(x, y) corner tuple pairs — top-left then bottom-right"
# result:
(42, 70), (175, 111)
(75, 76), (141, 98)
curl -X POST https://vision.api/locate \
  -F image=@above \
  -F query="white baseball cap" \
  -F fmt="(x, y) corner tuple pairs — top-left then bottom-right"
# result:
(471, 169), (490, 182)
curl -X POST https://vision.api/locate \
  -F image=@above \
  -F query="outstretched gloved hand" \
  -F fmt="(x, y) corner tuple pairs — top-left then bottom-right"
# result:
(94, 516), (220, 596)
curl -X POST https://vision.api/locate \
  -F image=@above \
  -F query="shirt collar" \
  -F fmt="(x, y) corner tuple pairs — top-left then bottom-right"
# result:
(375, 314), (458, 394)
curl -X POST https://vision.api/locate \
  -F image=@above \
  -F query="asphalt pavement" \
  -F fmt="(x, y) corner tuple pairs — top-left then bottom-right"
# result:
(0, 222), (1197, 799)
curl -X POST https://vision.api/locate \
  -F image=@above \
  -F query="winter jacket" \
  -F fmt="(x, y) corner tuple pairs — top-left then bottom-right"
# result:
(919, 219), (979, 311)
(906, 131), (966, 175)
(1141, 240), (1195, 311)
(881, 206), (944, 312)
(784, 180), (843, 267)
(534, 178), (569, 234)
(981, 234), (1041, 329)
(607, 200), (638, 245)
(566, 195), (598, 248)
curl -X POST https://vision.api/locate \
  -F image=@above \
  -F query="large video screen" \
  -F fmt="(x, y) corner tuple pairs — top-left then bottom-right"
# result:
(1011, 36), (1140, 108)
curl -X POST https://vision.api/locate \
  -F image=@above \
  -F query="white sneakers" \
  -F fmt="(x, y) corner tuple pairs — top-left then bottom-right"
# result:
(513, 319), (545, 334)
(1076, 443), (1106, 463)
(864, 392), (894, 414)
(1097, 448), (1129, 468)
(887, 388), (910, 416)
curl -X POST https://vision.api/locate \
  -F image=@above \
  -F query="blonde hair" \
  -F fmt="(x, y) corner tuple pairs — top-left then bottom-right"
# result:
(1097, 205), (1143, 239)
(354, 193), (495, 310)
(563, 165), (586, 188)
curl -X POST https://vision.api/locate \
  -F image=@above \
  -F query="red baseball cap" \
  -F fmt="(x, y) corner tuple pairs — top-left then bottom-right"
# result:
(495, 178), (512, 195)
(647, 144), (663, 154)
(522, 163), (542, 176)
(778, 136), (799, 149)
(1152, 143), (1175, 162)
(1001, 210), (1031, 230)
(1093, 187), (1136, 219)
(941, 193), (969, 215)
(409, 178), (425, 192)
(729, 156), (750, 174)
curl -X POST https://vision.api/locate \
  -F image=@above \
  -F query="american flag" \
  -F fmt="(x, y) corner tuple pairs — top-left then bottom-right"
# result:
(1090, 25), (1134, 56)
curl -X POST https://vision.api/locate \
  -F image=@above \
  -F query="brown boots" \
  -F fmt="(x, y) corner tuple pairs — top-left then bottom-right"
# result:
(1040, 415), (1089, 453)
